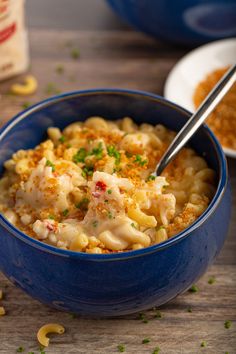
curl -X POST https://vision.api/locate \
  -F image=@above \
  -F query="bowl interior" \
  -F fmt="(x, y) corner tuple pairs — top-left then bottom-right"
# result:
(0, 90), (221, 179)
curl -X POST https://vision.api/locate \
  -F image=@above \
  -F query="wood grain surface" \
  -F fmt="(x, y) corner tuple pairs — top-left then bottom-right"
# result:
(0, 30), (235, 354)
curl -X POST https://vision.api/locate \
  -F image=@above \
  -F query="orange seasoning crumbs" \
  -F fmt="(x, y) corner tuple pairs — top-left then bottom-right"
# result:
(193, 67), (236, 150)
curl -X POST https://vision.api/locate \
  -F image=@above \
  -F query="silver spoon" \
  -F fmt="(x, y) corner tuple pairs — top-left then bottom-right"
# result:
(155, 64), (236, 176)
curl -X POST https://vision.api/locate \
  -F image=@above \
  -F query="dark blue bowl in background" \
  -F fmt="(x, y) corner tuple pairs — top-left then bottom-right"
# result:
(0, 89), (231, 316)
(106, 0), (236, 46)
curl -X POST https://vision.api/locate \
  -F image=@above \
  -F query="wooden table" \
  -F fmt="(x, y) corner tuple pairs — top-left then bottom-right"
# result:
(0, 30), (235, 354)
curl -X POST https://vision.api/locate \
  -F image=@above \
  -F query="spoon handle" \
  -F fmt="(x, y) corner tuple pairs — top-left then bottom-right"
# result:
(155, 64), (236, 176)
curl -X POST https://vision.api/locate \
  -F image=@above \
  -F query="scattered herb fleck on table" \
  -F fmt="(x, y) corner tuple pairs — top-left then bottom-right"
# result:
(70, 48), (80, 59)
(22, 102), (31, 109)
(224, 320), (232, 329)
(154, 310), (163, 319)
(189, 284), (199, 293)
(200, 341), (207, 348)
(45, 83), (61, 95)
(117, 344), (125, 352)
(55, 64), (64, 74)
(208, 276), (216, 284)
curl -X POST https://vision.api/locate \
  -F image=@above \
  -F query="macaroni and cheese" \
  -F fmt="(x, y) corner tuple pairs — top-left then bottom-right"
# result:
(0, 117), (216, 253)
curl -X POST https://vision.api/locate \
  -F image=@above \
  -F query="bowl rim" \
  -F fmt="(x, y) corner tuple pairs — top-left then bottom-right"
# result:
(0, 88), (228, 261)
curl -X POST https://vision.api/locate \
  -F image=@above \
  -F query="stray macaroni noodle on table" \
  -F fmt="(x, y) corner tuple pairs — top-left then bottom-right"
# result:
(193, 66), (236, 150)
(37, 323), (65, 347)
(0, 117), (216, 253)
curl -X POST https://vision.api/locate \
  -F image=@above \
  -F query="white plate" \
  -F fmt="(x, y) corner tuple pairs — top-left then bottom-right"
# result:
(164, 38), (236, 158)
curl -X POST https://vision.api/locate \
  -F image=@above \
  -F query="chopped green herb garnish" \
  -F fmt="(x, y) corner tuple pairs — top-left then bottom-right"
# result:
(107, 211), (113, 219)
(125, 151), (133, 158)
(200, 341), (207, 348)
(73, 147), (87, 163)
(22, 102), (31, 109)
(56, 64), (64, 74)
(104, 199), (109, 203)
(187, 307), (192, 313)
(28, 352), (35, 354)
(48, 215), (55, 220)
(189, 284), (199, 293)
(142, 338), (150, 344)
(158, 225), (165, 230)
(113, 167), (121, 173)
(76, 198), (89, 210)
(224, 320), (232, 329)
(117, 344), (125, 352)
(87, 138), (94, 144)
(146, 175), (156, 181)
(46, 160), (55, 172)
(107, 189), (112, 194)
(152, 347), (161, 354)
(16, 347), (25, 353)
(154, 310), (163, 319)
(208, 276), (216, 284)
(71, 48), (80, 59)
(59, 135), (66, 143)
(82, 165), (94, 178)
(87, 169), (94, 176)
(45, 82), (61, 95)
(73, 144), (103, 163)
(62, 209), (69, 217)
(107, 145), (121, 164)
(131, 222), (136, 228)
(90, 142), (103, 160)
(92, 220), (98, 228)
(134, 154), (147, 166)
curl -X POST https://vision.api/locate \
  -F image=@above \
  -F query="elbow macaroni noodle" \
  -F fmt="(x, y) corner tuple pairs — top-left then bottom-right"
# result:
(0, 117), (216, 253)
(37, 323), (65, 347)
(10, 75), (38, 96)
(0, 307), (5, 316)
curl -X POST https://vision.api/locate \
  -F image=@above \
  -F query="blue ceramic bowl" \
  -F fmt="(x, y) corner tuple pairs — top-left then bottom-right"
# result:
(0, 89), (231, 316)
(106, 0), (236, 46)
